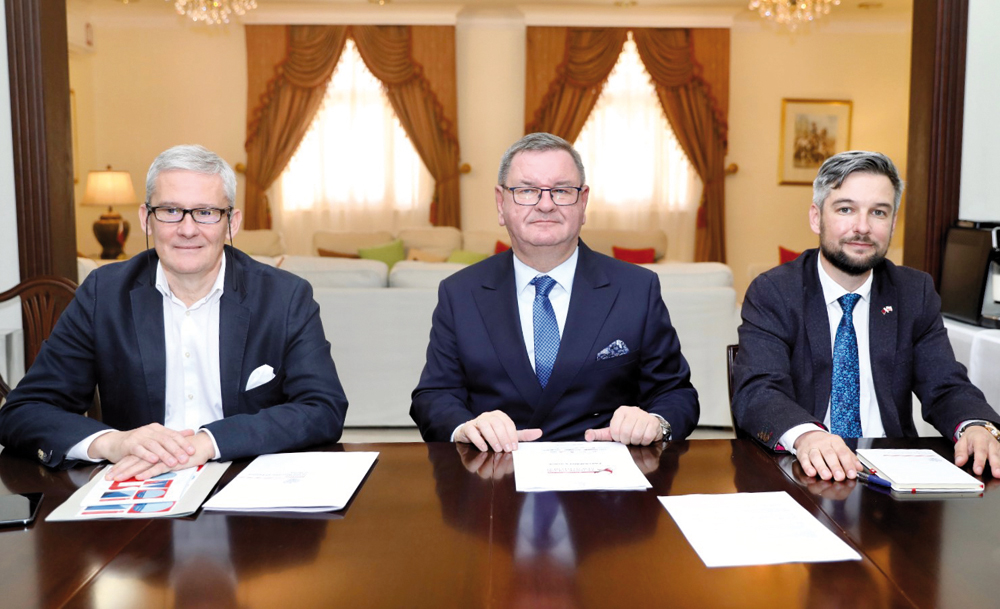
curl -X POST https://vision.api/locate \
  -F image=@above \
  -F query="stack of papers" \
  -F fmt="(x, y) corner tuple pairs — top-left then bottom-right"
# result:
(511, 442), (652, 492)
(857, 448), (984, 493)
(659, 492), (862, 567)
(47, 462), (230, 521)
(203, 452), (378, 513)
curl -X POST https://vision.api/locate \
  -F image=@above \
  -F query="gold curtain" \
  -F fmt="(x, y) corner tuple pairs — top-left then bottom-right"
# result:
(524, 27), (627, 142)
(244, 26), (348, 230)
(524, 27), (729, 263)
(353, 26), (461, 228)
(633, 28), (729, 263)
(245, 25), (461, 229)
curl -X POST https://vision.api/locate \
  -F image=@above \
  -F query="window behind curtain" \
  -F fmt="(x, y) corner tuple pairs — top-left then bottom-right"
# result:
(575, 34), (703, 262)
(273, 39), (433, 255)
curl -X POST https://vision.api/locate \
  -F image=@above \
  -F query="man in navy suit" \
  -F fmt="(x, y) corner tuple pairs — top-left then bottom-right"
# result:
(733, 151), (1000, 481)
(0, 145), (347, 479)
(410, 133), (698, 452)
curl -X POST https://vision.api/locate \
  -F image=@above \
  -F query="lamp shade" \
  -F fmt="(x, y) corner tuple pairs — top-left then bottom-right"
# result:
(82, 169), (137, 207)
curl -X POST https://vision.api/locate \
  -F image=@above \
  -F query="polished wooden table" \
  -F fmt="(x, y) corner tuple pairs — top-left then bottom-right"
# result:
(0, 439), (991, 608)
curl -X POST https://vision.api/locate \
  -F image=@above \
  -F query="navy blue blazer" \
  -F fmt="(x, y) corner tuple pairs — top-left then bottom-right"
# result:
(732, 248), (998, 449)
(0, 246), (348, 467)
(410, 242), (699, 442)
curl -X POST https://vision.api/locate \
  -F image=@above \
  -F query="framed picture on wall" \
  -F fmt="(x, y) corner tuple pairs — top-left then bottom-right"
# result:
(778, 99), (852, 185)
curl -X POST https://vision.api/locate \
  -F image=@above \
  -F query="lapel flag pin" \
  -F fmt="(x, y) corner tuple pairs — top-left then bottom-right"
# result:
(881, 306), (893, 315)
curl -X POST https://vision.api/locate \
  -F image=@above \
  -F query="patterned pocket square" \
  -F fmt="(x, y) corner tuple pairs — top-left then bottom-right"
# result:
(596, 339), (629, 360)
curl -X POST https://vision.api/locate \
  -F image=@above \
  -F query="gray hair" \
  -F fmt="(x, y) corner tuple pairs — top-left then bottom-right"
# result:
(812, 150), (904, 211)
(145, 144), (237, 207)
(497, 132), (586, 186)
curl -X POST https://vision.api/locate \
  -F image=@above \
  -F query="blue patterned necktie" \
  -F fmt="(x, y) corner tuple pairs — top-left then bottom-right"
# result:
(831, 293), (863, 438)
(531, 275), (560, 388)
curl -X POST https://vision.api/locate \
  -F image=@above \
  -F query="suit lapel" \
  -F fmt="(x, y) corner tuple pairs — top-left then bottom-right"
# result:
(131, 268), (167, 425)
(803, 254), (834, 422)
(472, 252), (542, 406)
(530, 245), (618, 428)
(219, 248), (251, 417)
(869, 265), (901, 435)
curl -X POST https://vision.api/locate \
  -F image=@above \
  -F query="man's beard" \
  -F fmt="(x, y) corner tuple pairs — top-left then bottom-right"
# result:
(820, 237), (887, 276)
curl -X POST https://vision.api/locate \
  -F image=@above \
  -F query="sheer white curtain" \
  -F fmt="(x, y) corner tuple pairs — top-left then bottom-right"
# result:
(575, 35), (702, 262)
(272, 39), (434, 255)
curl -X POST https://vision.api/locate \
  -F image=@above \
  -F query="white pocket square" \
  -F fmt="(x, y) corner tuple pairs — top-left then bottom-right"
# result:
(596, 340), (629, 361)
(246, 364), (275, 391)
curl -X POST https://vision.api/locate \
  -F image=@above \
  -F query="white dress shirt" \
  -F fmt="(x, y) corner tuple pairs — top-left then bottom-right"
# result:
(779, 256), (884, 453)
(67, 258), (226, 461)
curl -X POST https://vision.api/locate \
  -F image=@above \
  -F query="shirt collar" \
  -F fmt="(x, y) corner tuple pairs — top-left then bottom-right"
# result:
(513, 246), (580, 296)
(155, 254), (227, 310)
(816, 253), (873, 306)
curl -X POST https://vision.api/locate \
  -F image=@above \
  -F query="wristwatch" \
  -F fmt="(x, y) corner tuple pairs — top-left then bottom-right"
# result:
(958, 421), (1000, 442)
(653, 415), (672, 442)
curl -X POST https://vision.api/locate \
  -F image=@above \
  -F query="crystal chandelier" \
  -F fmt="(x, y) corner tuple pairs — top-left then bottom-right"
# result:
(748, 0), (841, 29)
(171, 0), (258, 25)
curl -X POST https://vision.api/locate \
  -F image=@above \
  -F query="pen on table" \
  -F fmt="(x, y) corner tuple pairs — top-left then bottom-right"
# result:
(856, 470), (892, 489)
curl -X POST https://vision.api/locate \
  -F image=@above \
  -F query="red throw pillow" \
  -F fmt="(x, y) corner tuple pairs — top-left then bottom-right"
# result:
(778, 246), (801, 265)
(612, 246), (656, 264)
(494, 240), (511, 254)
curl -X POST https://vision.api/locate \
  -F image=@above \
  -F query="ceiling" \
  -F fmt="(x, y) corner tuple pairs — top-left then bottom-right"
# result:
(72, 0), (913, 19)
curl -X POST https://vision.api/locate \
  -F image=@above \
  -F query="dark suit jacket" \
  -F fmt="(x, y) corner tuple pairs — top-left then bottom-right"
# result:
(410, 242), (699, 441)
(732, 248), (998, 449)
(0, 246), (348, 467)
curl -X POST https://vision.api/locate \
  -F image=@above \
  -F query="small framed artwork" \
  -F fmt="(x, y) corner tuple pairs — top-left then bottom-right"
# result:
(778, 98), (852, 185)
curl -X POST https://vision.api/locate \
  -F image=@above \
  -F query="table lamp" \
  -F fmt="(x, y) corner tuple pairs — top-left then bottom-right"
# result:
(82, 166), (137, 259)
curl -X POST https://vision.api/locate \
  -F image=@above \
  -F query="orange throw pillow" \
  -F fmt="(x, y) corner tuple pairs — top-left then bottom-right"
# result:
(612, 246), (656, 264)
(317, 248), (361, 259)
(494, 240), (511, 254)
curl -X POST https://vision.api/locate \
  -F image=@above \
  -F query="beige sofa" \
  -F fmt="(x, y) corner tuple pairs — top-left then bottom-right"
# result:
(78, 227), (739, 429)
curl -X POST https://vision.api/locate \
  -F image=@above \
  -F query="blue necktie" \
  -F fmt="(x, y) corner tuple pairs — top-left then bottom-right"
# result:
(831, 293), (863, 438)
(531, 275), (560, 388)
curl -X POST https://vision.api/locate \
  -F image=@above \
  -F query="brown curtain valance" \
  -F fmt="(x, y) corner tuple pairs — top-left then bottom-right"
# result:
(244, 25), (461, 230)
(524, 27), (729, 262)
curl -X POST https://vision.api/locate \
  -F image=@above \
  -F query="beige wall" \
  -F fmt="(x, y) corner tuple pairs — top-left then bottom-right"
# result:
(71, 23), (247, 258)
(70, 8), (912, 300)
(727, 20), (912, 297)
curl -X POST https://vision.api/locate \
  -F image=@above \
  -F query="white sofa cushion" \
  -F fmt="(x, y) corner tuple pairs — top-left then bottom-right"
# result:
(237, 229), (286, 256)
(397, 226), (462, 259)
(643, 262), (733, 288)
(279, 255), (388, 287)
(312, 230), (394, 256)
(581, 228), (668, 260)
(389, 261), (466, 288)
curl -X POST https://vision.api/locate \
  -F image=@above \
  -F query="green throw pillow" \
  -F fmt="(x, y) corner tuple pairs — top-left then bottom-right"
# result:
(358, 239), (406, 270)
(446, 249), (489, 265)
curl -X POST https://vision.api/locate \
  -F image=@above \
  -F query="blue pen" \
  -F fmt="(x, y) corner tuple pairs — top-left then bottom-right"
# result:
(857, 470), (893, 489)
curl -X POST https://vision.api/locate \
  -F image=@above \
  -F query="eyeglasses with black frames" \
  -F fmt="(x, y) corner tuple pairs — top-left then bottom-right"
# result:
(503, 186), (583, 206)
(146, 205), (231, 224)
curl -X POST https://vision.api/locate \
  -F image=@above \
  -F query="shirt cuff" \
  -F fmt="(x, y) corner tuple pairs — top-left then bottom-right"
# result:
(198, 428), (222, 460)
(779, 423), (827, 456)
(66, 429), (116, 462)
(450, 423), (465, 443)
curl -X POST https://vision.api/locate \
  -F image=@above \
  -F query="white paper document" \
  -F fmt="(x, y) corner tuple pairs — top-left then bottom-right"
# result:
(512, 442), (652, 492)
(203, 452), (378, 513)
(857, 448), (983, 492)
(658, 491), (862, 568)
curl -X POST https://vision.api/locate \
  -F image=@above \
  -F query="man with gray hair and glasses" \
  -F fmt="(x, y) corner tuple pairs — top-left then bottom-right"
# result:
(411, 132), (699, 452)
(733, 150), (1000, 481)
(0, 145), (348, 479)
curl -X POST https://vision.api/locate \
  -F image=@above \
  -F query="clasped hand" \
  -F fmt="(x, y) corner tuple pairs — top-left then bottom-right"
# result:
(88, 423), (214, 481)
